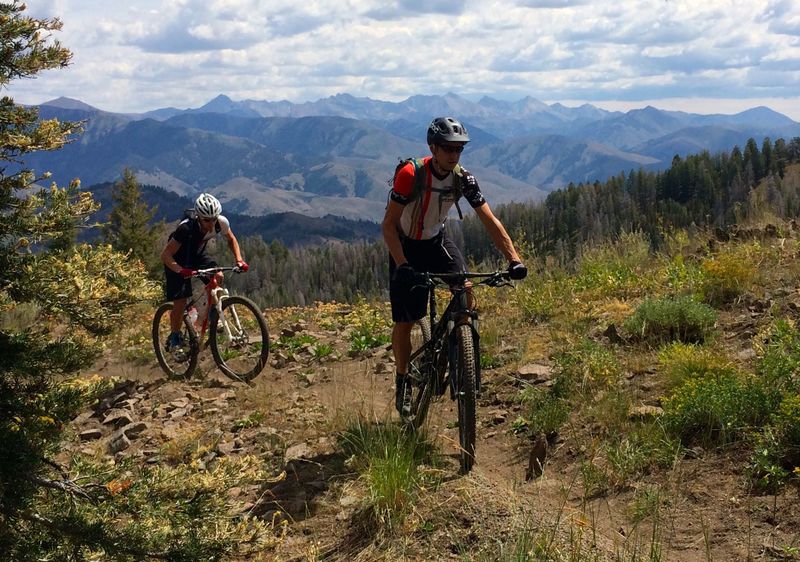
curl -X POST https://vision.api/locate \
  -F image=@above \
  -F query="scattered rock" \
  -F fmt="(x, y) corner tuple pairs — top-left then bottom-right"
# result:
(525, 433), (548, 480)
(108, 432), (131, 454)
(217, 441), (239, 456)
(516, 363), (553, 384)
(738, 348), (757, 361)
(102, 409), (135, 427)
(121, 422), (148, 439)
(285, 443), (314, 462)
(79, 429), (102, 441)
(603, 323), (626, 344)
(628, 405), (664, 420)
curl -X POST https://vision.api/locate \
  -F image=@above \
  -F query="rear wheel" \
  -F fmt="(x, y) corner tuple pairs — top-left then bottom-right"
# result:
(209, 296), (269, 382)
(152, 302), (199, 379)
(407, 317), (434, 428)
(455, 324), (477, 473)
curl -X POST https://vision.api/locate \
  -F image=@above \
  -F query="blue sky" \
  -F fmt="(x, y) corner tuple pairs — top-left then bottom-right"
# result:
(10, 0), (800, 119)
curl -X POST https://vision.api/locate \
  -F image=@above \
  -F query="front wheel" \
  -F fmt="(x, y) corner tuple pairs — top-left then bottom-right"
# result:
(407, 317), (434, 428)
(455, 324), (477, 473)
(152, 302), (199, 379)
(209, 296), (269, 382)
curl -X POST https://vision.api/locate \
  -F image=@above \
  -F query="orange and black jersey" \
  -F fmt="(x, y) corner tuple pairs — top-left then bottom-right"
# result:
(389, 157), (485, 240)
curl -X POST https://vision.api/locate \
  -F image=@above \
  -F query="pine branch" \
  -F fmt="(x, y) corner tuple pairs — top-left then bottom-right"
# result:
(25, 474), (93, 502)
(18, 510), (170, 560)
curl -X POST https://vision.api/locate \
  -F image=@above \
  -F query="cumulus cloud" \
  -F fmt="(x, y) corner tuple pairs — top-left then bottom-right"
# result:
(5, 0), (800, 119)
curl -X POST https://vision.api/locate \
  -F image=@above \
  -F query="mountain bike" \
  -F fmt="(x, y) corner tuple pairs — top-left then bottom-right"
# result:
(152, 265), (269, 383)
(404, 270), (513, 473)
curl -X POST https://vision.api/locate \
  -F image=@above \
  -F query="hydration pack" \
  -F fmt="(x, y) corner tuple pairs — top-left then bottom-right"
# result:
(390, 157), (465, 219)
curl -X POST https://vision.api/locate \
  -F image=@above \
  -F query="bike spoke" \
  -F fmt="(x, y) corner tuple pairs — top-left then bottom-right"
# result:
(210, 296), (269, 382)
(152, 302), (198, 379)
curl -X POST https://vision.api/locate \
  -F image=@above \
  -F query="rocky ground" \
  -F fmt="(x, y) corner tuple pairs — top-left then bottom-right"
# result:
(66, 290), (800, 561)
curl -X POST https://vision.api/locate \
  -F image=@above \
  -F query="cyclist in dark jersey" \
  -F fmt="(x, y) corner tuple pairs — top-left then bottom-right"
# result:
(382, 117), (528, 416)
(159, 193), (248, 350)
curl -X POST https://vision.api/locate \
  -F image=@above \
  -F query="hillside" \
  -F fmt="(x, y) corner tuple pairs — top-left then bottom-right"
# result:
(64, 217), (800, 561)
(21, 94), (798, 222)
(87, 182), (381, 247)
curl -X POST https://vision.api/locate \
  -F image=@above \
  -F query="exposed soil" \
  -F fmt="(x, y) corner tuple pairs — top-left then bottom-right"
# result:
(68, 300), (800, 562)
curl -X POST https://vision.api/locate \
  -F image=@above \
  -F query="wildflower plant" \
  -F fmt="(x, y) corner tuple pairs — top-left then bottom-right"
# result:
(622, 295), (717, 345)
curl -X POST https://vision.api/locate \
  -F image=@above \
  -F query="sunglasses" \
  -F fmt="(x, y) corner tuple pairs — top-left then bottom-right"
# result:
(200, 217), (216, 223)
(437, 144), (465, 154)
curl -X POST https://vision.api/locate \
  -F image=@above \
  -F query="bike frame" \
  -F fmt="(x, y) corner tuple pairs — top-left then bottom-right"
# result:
(186, 266), (239, 342)
(410, 271), (511, 400)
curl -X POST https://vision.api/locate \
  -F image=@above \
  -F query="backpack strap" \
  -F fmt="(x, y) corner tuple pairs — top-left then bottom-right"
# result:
(451, 164), (464, 220)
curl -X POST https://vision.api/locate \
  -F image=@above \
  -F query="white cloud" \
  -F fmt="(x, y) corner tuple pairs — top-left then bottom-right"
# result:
(5, 0), (800, 120)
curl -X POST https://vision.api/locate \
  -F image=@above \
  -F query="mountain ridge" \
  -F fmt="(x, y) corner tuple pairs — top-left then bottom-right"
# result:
(26, 93), (800, 223)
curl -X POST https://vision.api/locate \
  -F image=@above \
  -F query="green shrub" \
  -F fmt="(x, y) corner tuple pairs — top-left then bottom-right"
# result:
(699, 243), (761, 306)
(748, 428), (792, 493)
(517, 383), (570, 437)
(339, 418), (439, 529)
(749, 395), (800, 492)
(658, 342), (737, 391)
(605, 423), (682, 486)
(659, 253), (704, 296)
(553, 338), (622, 392)
(661, 373), (778, 446)
(345, 301), (392, 353)
(515, 271), (575, 324)
(756, 319), (800, 394)
(574, 232), (653, 298)
(275, 332), (318, 353)
(623, 295), (716, 345)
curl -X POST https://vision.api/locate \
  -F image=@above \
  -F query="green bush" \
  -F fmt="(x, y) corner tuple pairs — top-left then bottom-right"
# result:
(661, 373), (778, 446)
(658, 342), (737, 391)
(516, 383), (570, 437)
(515, 271), (575, 324)
(699, 243), (761, 306)
(339, 418), (439, 529)
(623, 295), (716, 345)
(659, 253), (704, 296)
(574, 232), (653, 298)
(756, 319), (800, 394)
(553, 338), (622, 392)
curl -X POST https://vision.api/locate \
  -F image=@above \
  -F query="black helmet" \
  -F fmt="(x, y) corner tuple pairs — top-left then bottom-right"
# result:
(427, 117), (470, 145)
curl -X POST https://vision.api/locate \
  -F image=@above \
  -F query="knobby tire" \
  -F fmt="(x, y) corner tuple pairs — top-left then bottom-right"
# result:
(456, 324), (477, 473)
(152, 302), (199, 379)
(209, 295), (269, 382)
(408, 317), (435, 428)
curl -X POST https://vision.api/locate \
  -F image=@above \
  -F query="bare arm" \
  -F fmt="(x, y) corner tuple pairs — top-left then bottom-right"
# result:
(160, 239), (184, 274)
(225, 229), (244, 263)
(382, 200), (408, 266)
(474, 203), (521, 263)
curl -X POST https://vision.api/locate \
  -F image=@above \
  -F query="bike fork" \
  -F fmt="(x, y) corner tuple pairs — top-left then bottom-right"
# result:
(447, 321), (482, 400)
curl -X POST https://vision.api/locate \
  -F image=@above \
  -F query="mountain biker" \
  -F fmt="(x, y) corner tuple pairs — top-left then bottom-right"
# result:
(382, 116), (528, 416)
(159, 193), (248, 350)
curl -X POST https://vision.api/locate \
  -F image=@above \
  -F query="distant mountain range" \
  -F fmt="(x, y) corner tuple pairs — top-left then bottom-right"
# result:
(87, 182), (380, 247)
(23, 93), (800, 223)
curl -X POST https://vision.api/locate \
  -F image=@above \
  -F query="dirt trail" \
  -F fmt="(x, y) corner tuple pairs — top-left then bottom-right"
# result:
(77, 313), (800, 562)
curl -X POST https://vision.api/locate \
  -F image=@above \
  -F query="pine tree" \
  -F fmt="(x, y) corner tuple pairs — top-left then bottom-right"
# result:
(0, 4), (274, 559)
(102, 167), (162, 278)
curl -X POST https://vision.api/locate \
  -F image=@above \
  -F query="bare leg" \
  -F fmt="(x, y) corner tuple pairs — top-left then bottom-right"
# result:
(392, 321), (413, 374)
(170, 297), (187, 332)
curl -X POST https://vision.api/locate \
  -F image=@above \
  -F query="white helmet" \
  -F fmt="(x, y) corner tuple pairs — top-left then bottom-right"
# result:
(195, 193), (221, 219)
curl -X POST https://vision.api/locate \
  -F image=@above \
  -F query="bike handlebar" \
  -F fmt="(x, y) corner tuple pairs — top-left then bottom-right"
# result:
(191, 265), (247, 278)
(415, 270), (513, 289)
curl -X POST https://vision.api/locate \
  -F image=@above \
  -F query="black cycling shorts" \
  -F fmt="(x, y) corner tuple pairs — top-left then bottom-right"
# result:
(163, 254), (217, 301)
(389, 233), (465, 323)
